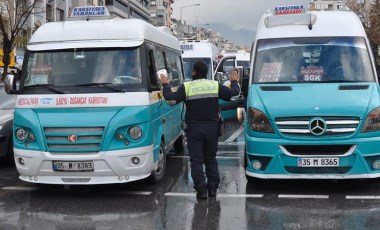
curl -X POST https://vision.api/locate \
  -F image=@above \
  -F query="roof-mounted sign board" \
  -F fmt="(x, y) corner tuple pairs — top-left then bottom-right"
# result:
(70, 6), (110, 17)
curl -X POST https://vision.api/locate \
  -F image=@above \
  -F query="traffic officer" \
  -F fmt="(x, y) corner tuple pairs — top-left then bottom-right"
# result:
(158, 60), (240, 200)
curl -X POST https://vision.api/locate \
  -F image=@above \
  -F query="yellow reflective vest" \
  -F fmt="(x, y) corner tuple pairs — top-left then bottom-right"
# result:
(184, 79), (219, 101)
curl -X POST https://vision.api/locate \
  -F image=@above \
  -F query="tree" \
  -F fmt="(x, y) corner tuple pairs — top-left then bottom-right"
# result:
(347, 0), (380, 65)
(0, 0), (43, 80)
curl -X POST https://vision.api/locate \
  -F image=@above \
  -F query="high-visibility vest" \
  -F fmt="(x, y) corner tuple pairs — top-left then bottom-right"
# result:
(184, 79), (219, 101)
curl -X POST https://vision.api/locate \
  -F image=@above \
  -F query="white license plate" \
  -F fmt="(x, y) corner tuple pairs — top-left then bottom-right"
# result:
(297, 158), (339, 167)
(53, 161), (94, 172)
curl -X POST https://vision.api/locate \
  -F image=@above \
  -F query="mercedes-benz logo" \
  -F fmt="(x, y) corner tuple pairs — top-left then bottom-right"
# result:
(309, 118), (326, 136)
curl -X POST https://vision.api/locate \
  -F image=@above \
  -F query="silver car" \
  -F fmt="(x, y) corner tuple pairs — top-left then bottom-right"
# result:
(0, 86), (16, 165)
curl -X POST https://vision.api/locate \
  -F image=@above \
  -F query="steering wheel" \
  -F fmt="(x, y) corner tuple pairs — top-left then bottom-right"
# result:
(331, 66), (353, 81)
(113, 75), (140, 84)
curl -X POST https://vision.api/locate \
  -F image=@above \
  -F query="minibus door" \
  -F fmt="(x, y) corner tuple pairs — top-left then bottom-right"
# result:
(213, 56), (242, 119)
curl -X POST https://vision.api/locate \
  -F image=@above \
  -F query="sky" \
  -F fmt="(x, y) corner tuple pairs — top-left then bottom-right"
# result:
(172, 0), (311, 32)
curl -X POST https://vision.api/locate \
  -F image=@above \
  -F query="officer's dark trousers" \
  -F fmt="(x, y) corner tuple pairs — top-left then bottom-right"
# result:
(186, 122), (220, 192)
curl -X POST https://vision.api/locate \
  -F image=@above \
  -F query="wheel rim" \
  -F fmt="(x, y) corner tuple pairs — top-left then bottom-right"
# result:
(155, 146), (165, 174)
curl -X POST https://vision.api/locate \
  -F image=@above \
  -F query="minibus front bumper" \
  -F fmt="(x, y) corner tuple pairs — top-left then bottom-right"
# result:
(14, 145), (155, 184)
(245, 136), (380, 179)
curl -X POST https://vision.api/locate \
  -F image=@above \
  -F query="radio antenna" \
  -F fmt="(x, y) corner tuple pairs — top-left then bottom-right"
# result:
(308, 0), (313, 30)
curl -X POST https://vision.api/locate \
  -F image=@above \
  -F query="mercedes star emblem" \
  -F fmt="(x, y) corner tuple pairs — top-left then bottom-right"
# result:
(309, 118), (326, 136)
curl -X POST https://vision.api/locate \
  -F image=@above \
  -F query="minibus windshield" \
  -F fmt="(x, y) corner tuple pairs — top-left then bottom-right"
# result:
(183, 58), (212, 81)
(253, 37), (375, 83)
(23, 48), (143, 88)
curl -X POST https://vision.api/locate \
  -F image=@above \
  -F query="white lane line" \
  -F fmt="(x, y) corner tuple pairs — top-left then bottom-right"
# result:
(105, 191), (152, 196)
(170, 156), (240, 160)
(165, 192), (196, 197)
(225, 123), (245, 143)
(346, 195), (380, 200)
(278, 194), (329, 199)
(2, 186), (39, 191)
(165, 192), (263, 198)
(218, 141), (245, 146)
(218, 194), (264, 198)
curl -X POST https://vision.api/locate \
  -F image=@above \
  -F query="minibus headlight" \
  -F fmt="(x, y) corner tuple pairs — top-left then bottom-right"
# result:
(16, 128), (28, 141)
(248, 108), (274, 133)
(362, 107), (380, 132)
(129, 126), (142, 140)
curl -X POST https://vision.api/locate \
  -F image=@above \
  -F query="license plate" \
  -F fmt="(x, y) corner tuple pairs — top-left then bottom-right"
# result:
(52, 161), (94, 172)
(297, 158), (339, 167)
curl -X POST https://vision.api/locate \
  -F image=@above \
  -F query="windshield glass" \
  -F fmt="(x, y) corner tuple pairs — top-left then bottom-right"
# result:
(0, 86), (16, 109)
(253, 37), (375, 83)
(23, 48), (143, 89)
(183, 58), (212, 81)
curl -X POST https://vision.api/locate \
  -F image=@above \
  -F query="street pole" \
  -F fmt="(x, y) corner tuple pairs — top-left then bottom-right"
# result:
(180, 4), (200, 38)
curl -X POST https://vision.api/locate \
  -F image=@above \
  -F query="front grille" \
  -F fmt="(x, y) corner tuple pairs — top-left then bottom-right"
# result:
(260, 86), (292, 91)
(339, 85), (369, 90)
(281, 145), (354, 156)
(284, 166), (351, 174)
(44, 127), (104, 153)
(275, 116), (360, 137)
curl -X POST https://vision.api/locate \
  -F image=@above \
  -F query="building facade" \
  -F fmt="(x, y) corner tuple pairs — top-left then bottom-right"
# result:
(149, 0), (174, 29)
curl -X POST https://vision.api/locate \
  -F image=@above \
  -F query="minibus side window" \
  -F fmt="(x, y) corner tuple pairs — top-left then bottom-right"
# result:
(148, 49), (159, 90)
(175, 55), (184, 83)
(168, 52), (181, 87)
(154, 50), (166, 71)
(163, 52), (174, 83)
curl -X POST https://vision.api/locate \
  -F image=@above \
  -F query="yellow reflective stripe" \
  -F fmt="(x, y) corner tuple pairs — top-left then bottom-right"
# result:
(184, 79), (219, 100)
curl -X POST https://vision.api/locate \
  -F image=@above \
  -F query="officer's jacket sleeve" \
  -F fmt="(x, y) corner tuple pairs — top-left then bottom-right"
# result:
(218, 80), (240, 101)
(162, 83), (186, 104)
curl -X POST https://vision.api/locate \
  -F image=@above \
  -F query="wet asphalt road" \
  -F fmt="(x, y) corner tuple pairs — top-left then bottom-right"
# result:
(2, 115), (380, 229)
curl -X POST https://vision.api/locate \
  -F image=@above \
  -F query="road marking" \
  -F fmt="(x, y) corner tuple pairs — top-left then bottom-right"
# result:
(225, 123), (245, 142)
(2, 186), (39, 191)
(165, 192), (263, 198)
(278, 194), (329, 199)
(346, 195), (380, 200)
(170, 156), (240, 160)
(165, 192), (196, 197)
(105, 191), (152, 196)
(218, 141), (245, 146)
(218, 194), (264, 198)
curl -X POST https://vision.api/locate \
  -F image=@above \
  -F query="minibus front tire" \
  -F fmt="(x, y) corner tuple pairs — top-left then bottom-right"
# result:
(173, 133), (185, 154)
(148, 141), (167, 183)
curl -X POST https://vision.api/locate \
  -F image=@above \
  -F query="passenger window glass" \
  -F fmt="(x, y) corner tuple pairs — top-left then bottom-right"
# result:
(169, 53), (180, 87)
(253, 37), (375, 83)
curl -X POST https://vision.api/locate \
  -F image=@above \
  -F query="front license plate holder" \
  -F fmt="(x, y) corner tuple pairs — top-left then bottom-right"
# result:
(297, 158), (339, 167)
(52, 161), (94, 172)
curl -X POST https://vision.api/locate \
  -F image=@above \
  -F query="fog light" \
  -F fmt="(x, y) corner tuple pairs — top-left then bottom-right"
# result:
(124, 176), (129, 180)
(252, 160), (262, 170)
(18, 157), (25, 166)
(118, 176), (123, 181)
(373, 160), (380, 169)
(124, 140), (129, 145)
(116, 133), (125, 141)
(28, 133), (36, 141)
(34, 176), (38, 181)
(131, 157), (140, 165)
(29, 176), (33, 181)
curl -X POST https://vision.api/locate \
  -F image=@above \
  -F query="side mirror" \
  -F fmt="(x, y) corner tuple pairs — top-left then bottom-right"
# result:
(4, 74), (16, 94)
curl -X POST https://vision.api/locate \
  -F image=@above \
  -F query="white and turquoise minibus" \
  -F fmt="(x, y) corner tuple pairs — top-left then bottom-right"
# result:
(5, 6), (185, 185)
(245, 7), (380, 180)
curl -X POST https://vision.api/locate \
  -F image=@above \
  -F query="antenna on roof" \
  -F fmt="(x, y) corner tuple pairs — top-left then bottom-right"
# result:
(308, 0), (313, 30)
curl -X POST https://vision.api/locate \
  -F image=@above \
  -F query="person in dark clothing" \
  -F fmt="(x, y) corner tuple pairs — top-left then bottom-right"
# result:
(241, 68), (250, 111)
(158, 60), (240, 200)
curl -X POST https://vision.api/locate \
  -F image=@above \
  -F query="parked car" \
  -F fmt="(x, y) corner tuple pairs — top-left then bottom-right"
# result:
(0, 85), (16, 165)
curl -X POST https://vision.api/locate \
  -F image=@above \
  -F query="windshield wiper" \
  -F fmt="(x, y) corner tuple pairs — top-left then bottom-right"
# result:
(74, 83), (125, 92)
(24, 84), (65, 94)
